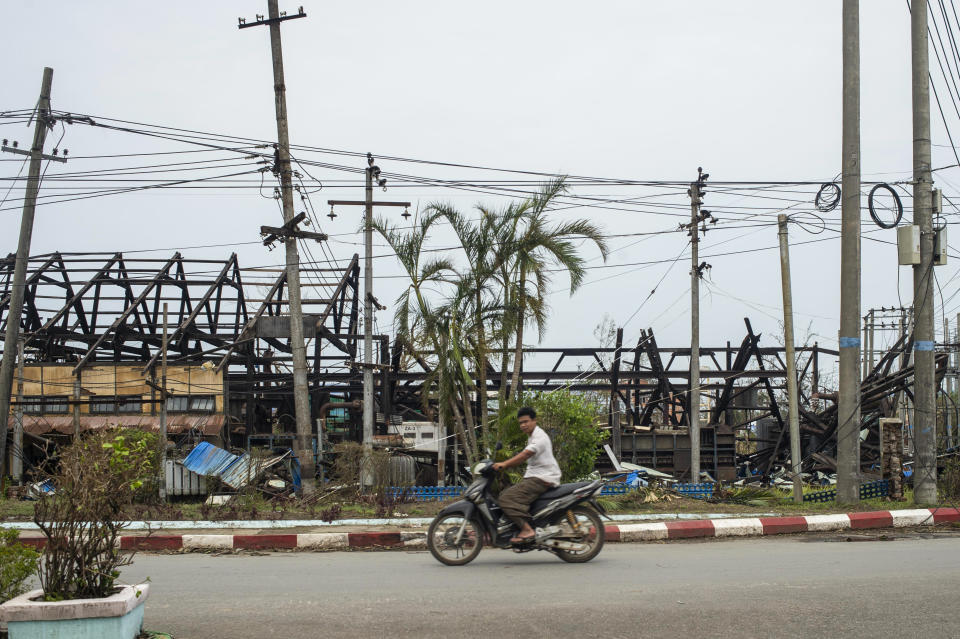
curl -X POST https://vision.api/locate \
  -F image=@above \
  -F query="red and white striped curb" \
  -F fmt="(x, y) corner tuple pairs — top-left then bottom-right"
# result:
(16, 508), (960, 552)
(607, 508), (960, 542)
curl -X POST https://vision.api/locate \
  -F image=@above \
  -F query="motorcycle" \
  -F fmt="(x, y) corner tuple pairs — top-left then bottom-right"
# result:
(426, 458), (607, 566)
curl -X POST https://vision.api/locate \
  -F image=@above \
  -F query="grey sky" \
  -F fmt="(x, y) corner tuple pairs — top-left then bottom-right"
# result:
(2, 1), (957, 376)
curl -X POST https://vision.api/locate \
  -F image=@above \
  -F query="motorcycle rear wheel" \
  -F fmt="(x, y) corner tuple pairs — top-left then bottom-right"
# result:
(427, 513), (483, 566)
(556, 506), (605, 563)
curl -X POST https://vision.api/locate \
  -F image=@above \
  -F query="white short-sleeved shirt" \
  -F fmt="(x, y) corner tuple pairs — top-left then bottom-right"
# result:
(523, 425), (562, 487)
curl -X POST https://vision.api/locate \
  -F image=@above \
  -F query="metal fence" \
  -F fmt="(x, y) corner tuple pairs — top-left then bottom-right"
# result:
(386, 481), (718, 502)
(674, 483), (715, 500)
(802, 479), (890, 503)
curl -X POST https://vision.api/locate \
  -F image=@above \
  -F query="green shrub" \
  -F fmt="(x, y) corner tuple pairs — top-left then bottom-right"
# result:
(940, 457), (960, 501)
(0, 528), (39, 602)
(34, 430), (156, 600)
(495, 390), (606, 482)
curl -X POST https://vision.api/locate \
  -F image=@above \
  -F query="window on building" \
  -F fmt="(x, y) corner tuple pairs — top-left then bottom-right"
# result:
(90, 396), (143, 414)
(21, 396), (62, 414)
(117, 396), (142, 414)
(190, 396), (215, 412)
(44, 396), (69, 414)
(90, 397), (117, 414)
(165, 396), (189, 412)
(166, 395), (215, 413)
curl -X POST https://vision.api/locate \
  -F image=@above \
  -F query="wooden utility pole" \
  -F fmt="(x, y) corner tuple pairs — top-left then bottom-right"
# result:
(159, 303), (168, 501)
(72, 376), (80, 441)
(0, 67), (55, 481)
(239, 2), (315, 494)
(685, 168), (712, 482)
(778, 215), (803, 504)
(328, 157), (409, 488)
(12, 340), (24, 484)
(837, 0), (862, 504)
(911, 0), (938, 504)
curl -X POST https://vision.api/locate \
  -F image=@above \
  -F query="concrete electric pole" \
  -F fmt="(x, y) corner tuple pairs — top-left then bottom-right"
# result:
(911, 0), (938, 504)
(685, 168), (714, 483)
(328, 157), (409, 488)
(159, 303), (168, 502)
(0, 67), (55, 481)
(239, 3), (316, 494)
(837, 0), (862, 505)
(778, 215), (804, 504)
(12, 339), (24, 484)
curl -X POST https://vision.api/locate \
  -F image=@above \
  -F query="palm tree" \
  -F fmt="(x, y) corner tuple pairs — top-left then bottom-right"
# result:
(373, 179), (609, 467)
(504, 178), (610, 401)
(371, 211), (480, 465)
(426, 202), (505, 449)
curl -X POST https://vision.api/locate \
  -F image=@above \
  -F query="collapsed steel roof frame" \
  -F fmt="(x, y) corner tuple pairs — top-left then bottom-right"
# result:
(3, 252), (942, 479)
(0, 252), (365, 440)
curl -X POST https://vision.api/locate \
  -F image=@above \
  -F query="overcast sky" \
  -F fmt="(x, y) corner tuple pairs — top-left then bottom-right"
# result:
(3, 1), (960, 379)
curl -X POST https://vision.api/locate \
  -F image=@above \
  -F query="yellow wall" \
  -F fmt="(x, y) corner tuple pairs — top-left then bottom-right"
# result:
(11, 363), (225, 416)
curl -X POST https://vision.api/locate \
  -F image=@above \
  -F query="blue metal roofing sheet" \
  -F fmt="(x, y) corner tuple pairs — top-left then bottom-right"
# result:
(182, 442), (291, 489)
(182, 441), (239, 476)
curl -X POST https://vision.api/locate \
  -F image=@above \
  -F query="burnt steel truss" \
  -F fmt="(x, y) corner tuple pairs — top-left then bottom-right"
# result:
(4, 252), (940, 477)
(0, 252), (364, 440)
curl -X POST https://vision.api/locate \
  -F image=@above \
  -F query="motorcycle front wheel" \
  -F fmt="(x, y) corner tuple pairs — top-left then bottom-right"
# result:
(556, 505), (605, 563)
(427, 513), (483, 566)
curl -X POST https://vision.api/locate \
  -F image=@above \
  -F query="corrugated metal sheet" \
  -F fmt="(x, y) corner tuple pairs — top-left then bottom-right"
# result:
(165, 459), (208, 496)
(183, 441), (239, 476)
(182, 442), (289, 489)
(219, 451), (288, 489)
(10, 414), (224, 436)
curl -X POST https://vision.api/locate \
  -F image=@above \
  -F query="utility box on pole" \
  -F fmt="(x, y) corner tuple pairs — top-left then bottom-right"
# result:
(897, 226), (921, 265)
(934, 226), (948, 266)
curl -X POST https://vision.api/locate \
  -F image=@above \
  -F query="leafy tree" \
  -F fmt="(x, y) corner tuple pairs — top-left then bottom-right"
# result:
(495, 390), (606, 482)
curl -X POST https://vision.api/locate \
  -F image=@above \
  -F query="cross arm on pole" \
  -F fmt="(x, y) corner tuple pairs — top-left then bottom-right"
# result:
(327, 200), (412, 208)
(1, 145), (67, 163)
(238, 6), (306, 28)
(260, 211), (328, 247)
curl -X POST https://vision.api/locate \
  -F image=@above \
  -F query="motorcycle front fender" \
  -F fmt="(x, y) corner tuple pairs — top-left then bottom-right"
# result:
(436, 499), (476, 520)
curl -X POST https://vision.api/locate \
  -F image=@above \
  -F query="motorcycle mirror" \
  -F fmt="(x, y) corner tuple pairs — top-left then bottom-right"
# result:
(495, 441), (503, 451)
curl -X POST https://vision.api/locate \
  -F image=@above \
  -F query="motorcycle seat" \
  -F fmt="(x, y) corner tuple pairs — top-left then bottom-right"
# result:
(537, 481), (594, 501)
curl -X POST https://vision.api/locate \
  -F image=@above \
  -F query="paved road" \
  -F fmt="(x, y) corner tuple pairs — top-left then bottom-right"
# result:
(125, 533), (960, 639)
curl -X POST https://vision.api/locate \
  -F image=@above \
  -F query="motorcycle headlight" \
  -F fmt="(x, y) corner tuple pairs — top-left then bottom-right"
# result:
(472, 461), (491, 476)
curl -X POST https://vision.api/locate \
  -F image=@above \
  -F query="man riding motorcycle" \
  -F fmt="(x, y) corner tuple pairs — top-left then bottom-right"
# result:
(492, 406), (561, 544)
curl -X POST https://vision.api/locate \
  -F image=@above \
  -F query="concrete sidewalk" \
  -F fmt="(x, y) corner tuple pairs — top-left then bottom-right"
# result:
(11, 507), (960, 552)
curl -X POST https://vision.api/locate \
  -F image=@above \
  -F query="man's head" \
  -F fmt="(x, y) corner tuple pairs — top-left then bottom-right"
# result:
(517, 406), (537, 435)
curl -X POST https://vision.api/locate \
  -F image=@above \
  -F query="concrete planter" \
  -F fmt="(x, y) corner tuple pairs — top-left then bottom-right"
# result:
(0, 584), (149, 639)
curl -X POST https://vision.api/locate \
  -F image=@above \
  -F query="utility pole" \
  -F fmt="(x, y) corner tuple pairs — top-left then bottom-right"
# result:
(684, 168), (715, 483)
(945, 317), (952, 450)
(778, 215), (804, 504)
(911, 0), (937, 504)
(12, 340), (24, 484)
(239, 3), (316, 494)
(328, 158), (409, 488)
(0, 67), (56, 481)
(159, 303), (168, 501)
(72, 376), (80, 441)
(837, 0), (862, 505)
(360, 157), (376, 488)
(947, 313), (960, 448)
